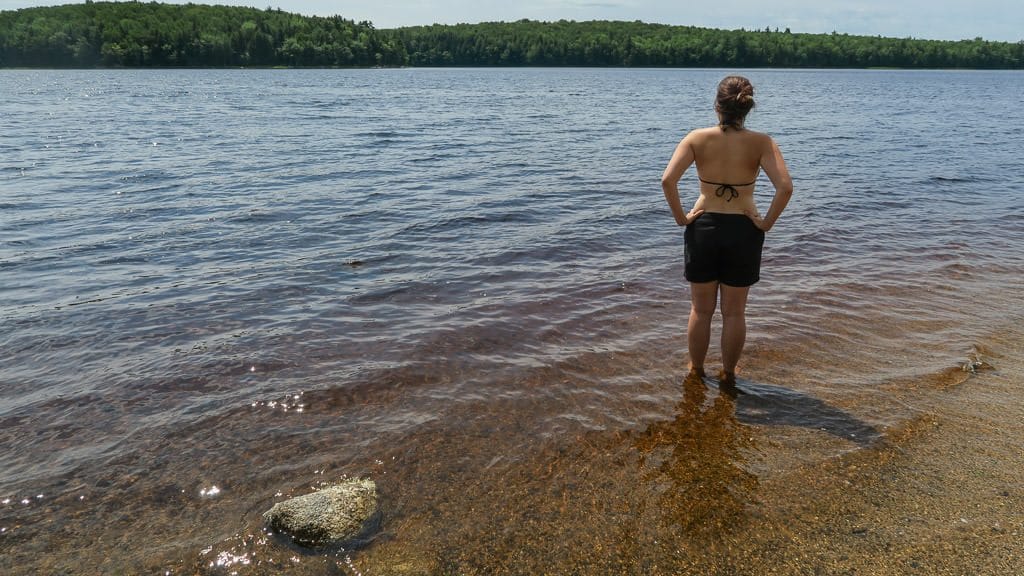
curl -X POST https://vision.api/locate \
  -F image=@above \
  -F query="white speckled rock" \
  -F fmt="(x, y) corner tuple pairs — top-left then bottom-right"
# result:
(262, 479), (378, 546)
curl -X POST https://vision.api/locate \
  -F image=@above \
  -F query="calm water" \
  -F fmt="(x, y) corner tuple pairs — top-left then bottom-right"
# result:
(2, 68), (1023, 574)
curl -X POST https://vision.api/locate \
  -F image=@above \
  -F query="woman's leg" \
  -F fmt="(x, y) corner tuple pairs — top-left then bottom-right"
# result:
(719, 284), (751, 380)
(687, 281), (718, 375)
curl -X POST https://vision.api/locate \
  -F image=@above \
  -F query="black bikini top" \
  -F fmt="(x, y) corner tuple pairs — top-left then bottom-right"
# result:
(698, 177), (757, 202)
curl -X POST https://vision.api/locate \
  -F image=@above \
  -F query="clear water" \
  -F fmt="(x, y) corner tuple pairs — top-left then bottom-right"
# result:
(1, 68), (1023, 574)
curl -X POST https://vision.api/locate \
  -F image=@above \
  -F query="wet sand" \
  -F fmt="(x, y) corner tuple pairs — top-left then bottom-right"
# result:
(342, 334), (1024, 576)
(3, 316), (1022, 576)
(131, 327), (1019, 576)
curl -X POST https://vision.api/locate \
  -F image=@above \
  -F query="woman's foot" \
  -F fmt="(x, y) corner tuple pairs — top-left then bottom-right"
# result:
(718, 369), (741, 397)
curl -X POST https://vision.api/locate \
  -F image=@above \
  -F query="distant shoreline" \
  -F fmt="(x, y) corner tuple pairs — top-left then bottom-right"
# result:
(2, 2), (1021, 70)
(2, 65), (1022, 71)
(3, 65), (1017, 72)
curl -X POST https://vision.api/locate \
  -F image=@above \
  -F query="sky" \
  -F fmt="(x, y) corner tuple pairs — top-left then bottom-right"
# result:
(2, 0), (1022, 42)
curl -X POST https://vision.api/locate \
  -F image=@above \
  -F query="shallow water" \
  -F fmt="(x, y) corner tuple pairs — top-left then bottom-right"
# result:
(1, 68), (1023, 574)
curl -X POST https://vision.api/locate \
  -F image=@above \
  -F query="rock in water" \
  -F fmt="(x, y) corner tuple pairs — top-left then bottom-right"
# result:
(262, 479), (378, 546)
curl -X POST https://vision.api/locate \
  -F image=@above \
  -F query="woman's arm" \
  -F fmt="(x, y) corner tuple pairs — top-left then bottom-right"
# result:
(746, 136), (793, 231)
(661, 133), (704, 226)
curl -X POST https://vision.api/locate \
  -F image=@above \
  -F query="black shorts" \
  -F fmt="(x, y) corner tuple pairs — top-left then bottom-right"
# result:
(684, 213), (765, 287)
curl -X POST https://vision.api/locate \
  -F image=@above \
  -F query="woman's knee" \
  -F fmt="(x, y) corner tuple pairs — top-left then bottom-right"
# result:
(689, 282), (718, 317)
(690, 300), (716, 319)
(720, 306), (746, 323)
(719, 286), (750, 319)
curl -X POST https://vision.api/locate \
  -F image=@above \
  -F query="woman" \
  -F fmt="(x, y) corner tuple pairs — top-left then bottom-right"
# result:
(661, 75), (793, 383)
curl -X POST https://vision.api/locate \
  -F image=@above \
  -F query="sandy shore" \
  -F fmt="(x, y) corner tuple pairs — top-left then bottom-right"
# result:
(333, 332), (1024, 576)
(724, 330), (1024, 575)
(5, 327), (1020, 576)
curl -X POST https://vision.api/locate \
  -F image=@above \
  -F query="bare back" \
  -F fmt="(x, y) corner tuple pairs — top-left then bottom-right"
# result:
(662, 120), (791, 231)
(689, 126), (770, 214)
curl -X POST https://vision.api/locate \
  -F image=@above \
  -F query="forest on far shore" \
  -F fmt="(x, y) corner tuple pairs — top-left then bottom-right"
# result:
(2, 2), (1022, 69)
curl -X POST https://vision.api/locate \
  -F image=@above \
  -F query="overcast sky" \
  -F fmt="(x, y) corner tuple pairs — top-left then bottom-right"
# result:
(3, 0), (1022, 42)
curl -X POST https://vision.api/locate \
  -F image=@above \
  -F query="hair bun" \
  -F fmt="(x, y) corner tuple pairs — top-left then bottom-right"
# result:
(715, 75), (756, 128)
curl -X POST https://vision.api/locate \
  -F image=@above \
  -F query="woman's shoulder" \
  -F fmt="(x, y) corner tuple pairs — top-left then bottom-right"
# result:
(740, 128), (772, 140)
(737, 129), (777, 150)
(682, 126), (722, 144)
(689, 126), (722, 137)
(688, 126), (772, 139)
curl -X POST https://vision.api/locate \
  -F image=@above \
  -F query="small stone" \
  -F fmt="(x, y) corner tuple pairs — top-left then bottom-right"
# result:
(263, 478), (378, 547)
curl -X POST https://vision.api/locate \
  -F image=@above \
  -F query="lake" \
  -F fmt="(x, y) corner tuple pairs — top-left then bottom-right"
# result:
(2, 68), (1023, 574)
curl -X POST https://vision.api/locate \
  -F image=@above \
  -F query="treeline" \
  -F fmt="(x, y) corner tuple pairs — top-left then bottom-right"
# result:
(1, 2), (1022, 69)
(396, 20), (1023, 69)
(0, 1), (405, 67)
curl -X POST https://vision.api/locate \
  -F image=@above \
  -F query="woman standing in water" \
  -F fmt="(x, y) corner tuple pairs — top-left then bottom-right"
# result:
(661, 76), (793, 383)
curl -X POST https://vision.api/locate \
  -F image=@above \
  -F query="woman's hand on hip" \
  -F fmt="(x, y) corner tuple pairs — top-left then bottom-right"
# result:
(744, 209), (769, 231)
(678, 208), (704, 226)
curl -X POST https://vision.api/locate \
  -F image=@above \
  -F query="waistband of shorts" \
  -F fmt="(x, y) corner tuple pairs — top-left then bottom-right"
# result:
(695, 212), (750, 220)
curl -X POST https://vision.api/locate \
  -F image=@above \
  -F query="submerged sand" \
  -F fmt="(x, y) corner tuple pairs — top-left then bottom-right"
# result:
(5, 328), (1020, 576)
(168, 330), (1023, 576)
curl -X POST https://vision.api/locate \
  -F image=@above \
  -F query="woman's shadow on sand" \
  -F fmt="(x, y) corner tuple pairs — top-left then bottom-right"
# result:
(720, 374), (880, 447)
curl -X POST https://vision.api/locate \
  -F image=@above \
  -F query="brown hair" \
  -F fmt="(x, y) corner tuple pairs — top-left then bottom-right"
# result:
(715, 76), (755, 130)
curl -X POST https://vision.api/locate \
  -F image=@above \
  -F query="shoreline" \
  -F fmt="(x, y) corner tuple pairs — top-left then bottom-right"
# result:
(4, 65), (1024, 71)
(2, 287), (1022, 574)
(2, 299), (1022, 574)
(340, 326), (1024, 575)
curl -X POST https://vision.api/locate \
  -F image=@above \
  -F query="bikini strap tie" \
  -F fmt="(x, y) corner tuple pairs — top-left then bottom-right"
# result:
(714, 184), (739, 202)
(699, 177), (756, 203)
